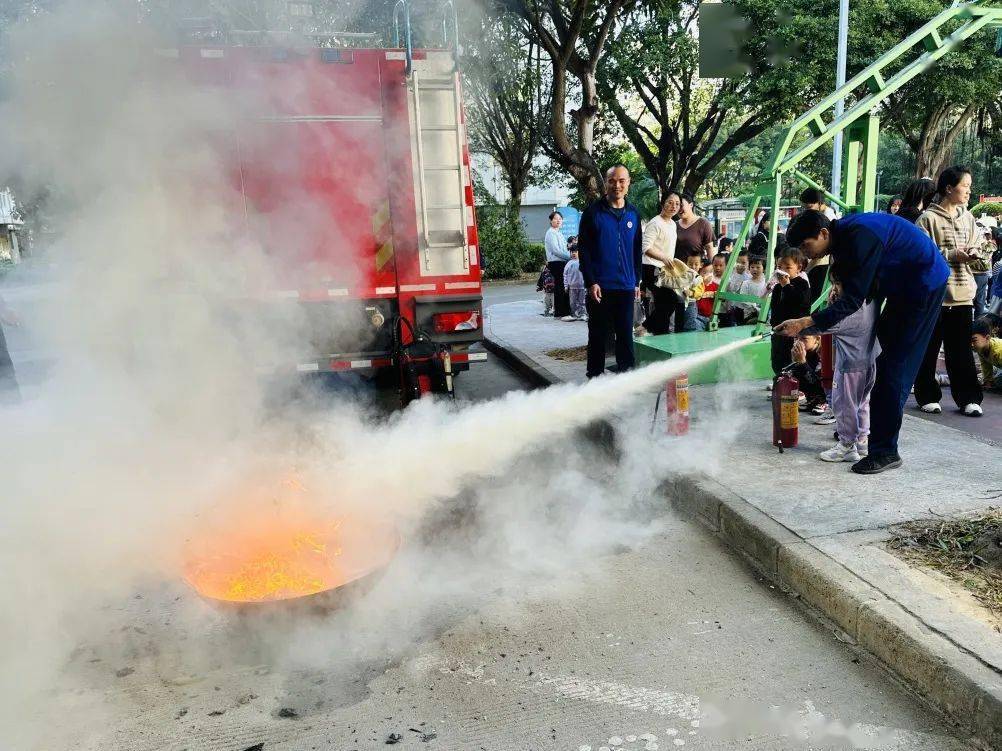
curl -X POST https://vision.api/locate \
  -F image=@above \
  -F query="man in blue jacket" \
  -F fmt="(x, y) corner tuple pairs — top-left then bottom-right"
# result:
(774, 210), (950, 475)
(578, 164), (644, 378)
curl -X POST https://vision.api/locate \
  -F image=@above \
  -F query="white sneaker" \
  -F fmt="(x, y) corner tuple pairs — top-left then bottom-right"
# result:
(560, 315), (576, 322)
(963, 403), (983, 417)
(813, 406), (837, 425)
(855, 439), (869, 457)
(819, 442), (861, 463)
(798, 394), (807, 407)
(919, 402), (942, 414)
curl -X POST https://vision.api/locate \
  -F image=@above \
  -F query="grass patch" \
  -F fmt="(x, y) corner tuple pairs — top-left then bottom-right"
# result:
(545, 346), (588, 362)
(887, 509), (1002, 623)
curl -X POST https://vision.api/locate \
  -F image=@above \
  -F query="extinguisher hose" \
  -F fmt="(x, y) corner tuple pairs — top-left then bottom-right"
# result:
(650, 390), (662, 434)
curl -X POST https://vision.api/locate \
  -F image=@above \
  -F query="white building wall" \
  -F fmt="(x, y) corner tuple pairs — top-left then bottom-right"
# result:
(471, 154), (573, 242)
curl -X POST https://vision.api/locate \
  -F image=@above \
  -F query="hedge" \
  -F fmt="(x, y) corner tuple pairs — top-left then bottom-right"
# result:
(971, 202), (1002, 219)
(478, 205), (541, 280)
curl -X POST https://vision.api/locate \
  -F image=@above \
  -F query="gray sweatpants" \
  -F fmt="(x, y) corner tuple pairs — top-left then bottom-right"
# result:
(832, 365), (875, 445)
(569, 287), (586, 318)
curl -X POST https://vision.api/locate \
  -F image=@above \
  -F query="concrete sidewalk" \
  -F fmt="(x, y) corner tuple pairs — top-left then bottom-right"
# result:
(484, 294), (1002, 749)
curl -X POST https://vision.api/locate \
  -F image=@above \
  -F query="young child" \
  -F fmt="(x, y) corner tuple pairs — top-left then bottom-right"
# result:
(733, 256), (767, 324)
(972, 317), (1002, 391)
(684, 249), (706, 331)
(656, 256), (705, 332)
(562, 249), (586, 321)
(788, 333), (827, 412)
(719, 250), (750, 326)
(769, 248), (812, 375)
(818, 268), (881, 463)
(536, 264), (555, 316)
(696, 253), (727, 328)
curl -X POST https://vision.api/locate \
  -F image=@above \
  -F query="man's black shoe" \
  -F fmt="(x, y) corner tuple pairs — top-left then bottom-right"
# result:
(851, 454), (903, 475)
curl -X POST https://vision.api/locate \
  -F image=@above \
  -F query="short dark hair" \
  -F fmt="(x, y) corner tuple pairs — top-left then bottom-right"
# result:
(800, 187), (824, 205)
(786, 210), (831, 248)
(548, 210), (563, 221)
(680, 191), (696, 206)
(737, 249), (749, 258)
(972, 317), (994, 338)
(936, 165), (971, 201)
(778, 246), (805, 269)
(748, 255), (765, 267)
(686, 247), (703, 259)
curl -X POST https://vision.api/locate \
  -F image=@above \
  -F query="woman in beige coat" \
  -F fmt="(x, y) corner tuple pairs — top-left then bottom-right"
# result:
(913, 166), (991, 416)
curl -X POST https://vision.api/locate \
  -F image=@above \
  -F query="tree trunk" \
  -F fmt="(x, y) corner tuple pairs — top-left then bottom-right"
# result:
(913, 102), (976, 180)
(507, 171), (527, 211)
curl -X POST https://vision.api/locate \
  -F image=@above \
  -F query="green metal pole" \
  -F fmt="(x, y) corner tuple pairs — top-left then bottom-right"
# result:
(841, 124), (861, 212)
(858, 113), (881, 212)
(754, 175), (783, 335)
(789, 169), (852, 212)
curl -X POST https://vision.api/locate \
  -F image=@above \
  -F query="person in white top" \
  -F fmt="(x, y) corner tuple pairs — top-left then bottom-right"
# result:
(544, 211), (571, 317)
(641, 192), (683, 334)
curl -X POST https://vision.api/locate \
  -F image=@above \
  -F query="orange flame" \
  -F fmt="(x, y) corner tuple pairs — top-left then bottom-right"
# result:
(183, 477), (398, 604)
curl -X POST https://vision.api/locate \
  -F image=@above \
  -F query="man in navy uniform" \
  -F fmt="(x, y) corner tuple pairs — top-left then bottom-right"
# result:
(774, 210), (949, 475)
(577, 164), (644, 379)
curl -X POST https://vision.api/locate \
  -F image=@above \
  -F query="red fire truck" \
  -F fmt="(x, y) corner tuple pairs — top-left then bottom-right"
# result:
(171, 26), (483, 403)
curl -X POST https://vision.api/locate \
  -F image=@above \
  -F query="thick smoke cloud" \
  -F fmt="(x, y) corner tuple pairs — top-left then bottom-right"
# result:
(0, 3), (754, 748)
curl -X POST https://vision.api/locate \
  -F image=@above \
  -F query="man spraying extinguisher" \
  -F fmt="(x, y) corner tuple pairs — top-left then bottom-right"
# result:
(773, 210), (949, 475)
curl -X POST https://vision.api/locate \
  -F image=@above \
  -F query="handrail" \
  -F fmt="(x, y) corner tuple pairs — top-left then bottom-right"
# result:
(766, 3), (1002, 177)
(707, 2), (1002, 334)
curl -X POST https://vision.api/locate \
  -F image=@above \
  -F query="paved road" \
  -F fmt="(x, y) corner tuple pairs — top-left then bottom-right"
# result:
(52, 503), (976, 751)
(10, 275), (982, 750)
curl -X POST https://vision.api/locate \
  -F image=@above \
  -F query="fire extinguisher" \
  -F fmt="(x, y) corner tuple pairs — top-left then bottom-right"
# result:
(666, 373), (690, 436)
(772, 369), (799, 449)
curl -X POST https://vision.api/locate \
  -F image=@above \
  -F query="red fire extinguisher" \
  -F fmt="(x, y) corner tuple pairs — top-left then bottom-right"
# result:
(666, 373), (690, 436)
(772, 370), (799, 449)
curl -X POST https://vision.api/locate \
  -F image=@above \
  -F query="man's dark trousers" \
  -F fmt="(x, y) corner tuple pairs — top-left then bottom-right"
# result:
(868, 284), (947, 458)
(586, 289), (635, 378)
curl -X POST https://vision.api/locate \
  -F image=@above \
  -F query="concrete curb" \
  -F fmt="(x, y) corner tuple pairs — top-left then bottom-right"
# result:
(485, 330), (1002, 749)
(482, 336), (560, 389)
(670, 474), (1002, 750)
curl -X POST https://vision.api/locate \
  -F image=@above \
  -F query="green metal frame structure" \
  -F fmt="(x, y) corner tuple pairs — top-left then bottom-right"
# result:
(707, 0), (1002, 334)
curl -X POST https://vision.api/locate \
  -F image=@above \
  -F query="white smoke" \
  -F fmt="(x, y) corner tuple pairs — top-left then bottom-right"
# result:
(0, 3), (759, 749)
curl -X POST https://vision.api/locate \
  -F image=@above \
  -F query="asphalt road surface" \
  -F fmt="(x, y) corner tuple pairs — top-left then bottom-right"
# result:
(7, 273), (984, 750)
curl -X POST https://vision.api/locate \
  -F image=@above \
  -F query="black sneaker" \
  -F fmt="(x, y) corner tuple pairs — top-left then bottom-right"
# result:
(851, 454), (903, 475)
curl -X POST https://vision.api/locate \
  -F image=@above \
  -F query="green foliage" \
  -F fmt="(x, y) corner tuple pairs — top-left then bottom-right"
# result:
(522, 243), (545, 273)
(477, 202), (532, 280)
(566, 142), (661, 219)
(972, 202), (1002, 218)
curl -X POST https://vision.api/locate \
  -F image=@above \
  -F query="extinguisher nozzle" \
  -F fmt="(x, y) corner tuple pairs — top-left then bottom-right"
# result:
(777, 439), (784, 454)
